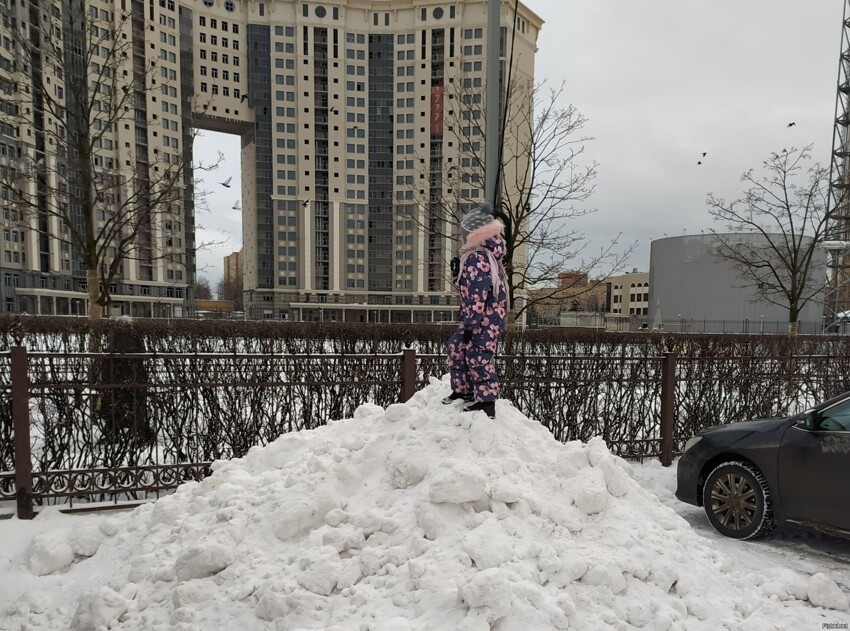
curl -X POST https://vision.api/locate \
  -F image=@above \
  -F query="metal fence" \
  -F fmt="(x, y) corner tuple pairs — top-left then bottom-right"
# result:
(2, 346), (848, 519)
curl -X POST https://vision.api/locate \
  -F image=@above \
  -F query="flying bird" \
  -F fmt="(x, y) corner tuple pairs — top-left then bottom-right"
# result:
(697, 161), (702, 165)
(302, 200), (310, 208)
(232, 200), (241, 211)
(701, 152), (707, 157)
(787, 122), (796, 127)
(220, 177), (232, 188)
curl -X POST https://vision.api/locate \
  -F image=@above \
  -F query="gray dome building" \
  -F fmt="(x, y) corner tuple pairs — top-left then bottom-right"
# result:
(647, 234), (826, 334)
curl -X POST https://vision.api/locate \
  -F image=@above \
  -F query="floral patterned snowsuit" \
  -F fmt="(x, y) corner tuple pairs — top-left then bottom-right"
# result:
(446, 233), (509, 402)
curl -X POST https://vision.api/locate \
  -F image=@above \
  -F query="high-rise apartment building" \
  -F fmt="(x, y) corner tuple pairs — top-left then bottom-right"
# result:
(0, 0), (541, 321)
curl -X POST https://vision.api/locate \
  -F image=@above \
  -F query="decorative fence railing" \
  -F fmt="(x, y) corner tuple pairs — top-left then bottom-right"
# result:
(2, 346), (849, 519)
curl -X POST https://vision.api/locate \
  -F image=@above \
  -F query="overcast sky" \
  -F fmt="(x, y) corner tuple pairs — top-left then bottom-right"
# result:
(194, 0), (845, 287)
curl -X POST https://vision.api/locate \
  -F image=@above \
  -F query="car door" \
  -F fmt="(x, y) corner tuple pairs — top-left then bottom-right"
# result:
(777, 395), (850, 530)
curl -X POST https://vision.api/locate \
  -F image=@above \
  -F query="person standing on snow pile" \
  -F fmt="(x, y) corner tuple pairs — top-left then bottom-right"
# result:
(442, 200), (509, 419)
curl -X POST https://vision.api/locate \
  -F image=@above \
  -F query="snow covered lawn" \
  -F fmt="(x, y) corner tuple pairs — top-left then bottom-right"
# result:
(1, 377), (848, 630)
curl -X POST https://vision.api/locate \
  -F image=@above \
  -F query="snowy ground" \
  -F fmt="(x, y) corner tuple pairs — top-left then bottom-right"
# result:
(1, 377), (849, 630)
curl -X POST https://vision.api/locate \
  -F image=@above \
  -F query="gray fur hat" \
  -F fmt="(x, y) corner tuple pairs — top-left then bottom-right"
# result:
(460, 200), (495, 240)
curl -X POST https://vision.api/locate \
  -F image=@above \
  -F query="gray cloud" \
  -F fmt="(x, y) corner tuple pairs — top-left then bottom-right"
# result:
(530, 0), (841, 272)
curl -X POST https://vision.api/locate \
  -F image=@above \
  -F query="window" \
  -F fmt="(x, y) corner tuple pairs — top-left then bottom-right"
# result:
(815, 397), (850, 431)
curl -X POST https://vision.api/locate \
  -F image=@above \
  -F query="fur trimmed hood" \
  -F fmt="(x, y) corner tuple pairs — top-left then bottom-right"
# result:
(461, 219), (505, 253)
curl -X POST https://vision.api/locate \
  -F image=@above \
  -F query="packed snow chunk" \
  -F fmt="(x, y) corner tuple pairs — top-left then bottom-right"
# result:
(582, 562), (627, 593)
(415, 501), (465, 540)
(172, 579), (219, 608)
(69, 522), (105, 557)
(324, 507), (349, 527)
(255, 589), (329, 627)
(428, 460), (488, 504)
(758, 567), (810, 602)
(498, 585), (570, 631)
(571, 466), (610, 515)
(460, 567), (513, 622)
(173, 541), (234, 581)
(353, 402), (384, 418)
(598, 455), (633, 497)
(555, 440), (590, 477)
(98, 516), (124, 537)
(546, 500), (585, 533)
(384, 402), (412, 423)
(808, 572), (850, 611)
(463, 517), (514, 569)
(469, 415), (496, 454)
(586, 436), (613, 466)
(70, 585), (132, 631)
(373, 617), (416, 631)
(149, 492), (185, 527)
(537, 545), (588, 586)
(10, 589), (53, 616)
(271, 486), (340, 540)
(297, 546), (350, 596)
(488, 478), (522, 504)
(386, 449), (429, 489)
(28, 529), (76, 576)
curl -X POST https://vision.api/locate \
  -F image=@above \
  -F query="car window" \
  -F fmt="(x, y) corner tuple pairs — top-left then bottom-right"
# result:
(818, 397), (850, 432)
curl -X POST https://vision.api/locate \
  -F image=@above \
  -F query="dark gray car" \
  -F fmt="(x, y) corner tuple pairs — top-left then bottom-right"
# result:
(675, 391), (850, 539)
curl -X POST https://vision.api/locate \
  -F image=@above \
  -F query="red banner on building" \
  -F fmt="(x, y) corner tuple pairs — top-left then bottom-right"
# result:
(430, 86), (444, 137)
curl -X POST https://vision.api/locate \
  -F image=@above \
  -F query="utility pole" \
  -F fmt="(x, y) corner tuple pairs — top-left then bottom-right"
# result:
(484, 0), (501, 205)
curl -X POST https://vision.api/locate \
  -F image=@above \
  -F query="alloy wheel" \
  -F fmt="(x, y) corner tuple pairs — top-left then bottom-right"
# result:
(709, 471), (758, 531)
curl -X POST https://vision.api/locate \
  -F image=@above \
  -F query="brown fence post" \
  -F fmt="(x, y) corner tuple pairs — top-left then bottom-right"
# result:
(400, 348), (416, 402)
(659, 351), (676, 467)
(11, 346), (34, 519)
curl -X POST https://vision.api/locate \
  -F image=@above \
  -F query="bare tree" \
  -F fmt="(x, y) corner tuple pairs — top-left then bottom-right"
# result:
(706, 145), (831, 336)
(0, 0), (216, 322)
(217, 275), (243, 310)
(417, 79), (632, 317)
(194, 277), (212, 300)
(492, 80), (634, 316)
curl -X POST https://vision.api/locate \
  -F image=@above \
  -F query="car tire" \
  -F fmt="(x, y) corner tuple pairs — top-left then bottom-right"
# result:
(702, 460), (775, 540)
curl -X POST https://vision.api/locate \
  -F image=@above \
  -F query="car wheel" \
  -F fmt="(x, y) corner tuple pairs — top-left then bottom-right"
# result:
(702, 460), (775, 540)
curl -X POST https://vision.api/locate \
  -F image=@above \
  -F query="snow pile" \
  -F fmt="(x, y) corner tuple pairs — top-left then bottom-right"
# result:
(3, 377), (849, 630)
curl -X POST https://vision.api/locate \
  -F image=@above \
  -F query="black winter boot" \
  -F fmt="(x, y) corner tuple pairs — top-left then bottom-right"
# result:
(463, 400), (496, 418)
(442, 391), (474, 405)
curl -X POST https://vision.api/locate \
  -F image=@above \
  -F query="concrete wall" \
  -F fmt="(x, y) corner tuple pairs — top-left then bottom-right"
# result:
(648, 234), (826, 333)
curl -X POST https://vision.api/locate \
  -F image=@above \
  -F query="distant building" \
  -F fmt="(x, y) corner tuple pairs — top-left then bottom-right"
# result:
(648, 234), (825, 333)
(0, 0), (542, 322)
(195, 299), (237, 317)
(221, 251), (244, 310)
(527, 272), (608, 327)
(223, 251), (243, 288)
(607, 270), (650, 317)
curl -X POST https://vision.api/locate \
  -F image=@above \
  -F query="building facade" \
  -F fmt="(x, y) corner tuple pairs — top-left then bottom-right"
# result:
(527, 272), (608, 327)
(0, 0), (542, 321)
(607, 270), (649, 317)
